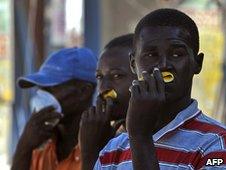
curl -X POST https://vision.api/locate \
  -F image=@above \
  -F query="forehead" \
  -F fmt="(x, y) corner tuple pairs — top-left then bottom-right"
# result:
(138, 26), (191, 48)
(98, 47), (131, 71)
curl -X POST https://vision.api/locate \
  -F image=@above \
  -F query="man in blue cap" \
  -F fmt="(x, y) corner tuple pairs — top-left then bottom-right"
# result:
(11, 47), (97, 170)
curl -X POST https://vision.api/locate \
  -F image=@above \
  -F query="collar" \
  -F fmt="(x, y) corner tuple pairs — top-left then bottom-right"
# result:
(46, 139), (81, 163)
(153, 99), (201, 142)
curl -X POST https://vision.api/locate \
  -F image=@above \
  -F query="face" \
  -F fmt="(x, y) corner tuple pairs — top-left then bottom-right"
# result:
(132, 26), (203, 102)
(96, 47), (136, 120)
(41, 79), (93, 115)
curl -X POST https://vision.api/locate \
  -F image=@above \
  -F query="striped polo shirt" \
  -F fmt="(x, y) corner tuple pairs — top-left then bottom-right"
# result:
(94, 100), (226, 170)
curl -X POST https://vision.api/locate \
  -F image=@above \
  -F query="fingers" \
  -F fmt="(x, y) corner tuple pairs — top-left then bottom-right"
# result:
(21, 106), (62, 148)
(105, 97), (113, 120)
(80, 107), (95, 129)
(38, 130), (53, 140)
(28, 105), (63, 130)
(96, 96), (104, 115)
(31, 105), (55, 117)
(81, 110), (89, 122)
(42, 121), (58, 131)
(95, 94), (113, 121)
(153, 68), (165, 95)
(88, 107), (95, 120)
(133, 68), (165, 96)
(80, 96), (113, 134)
(38, 110), (63, 123)
(142, 71), (157, 95)
(138, 79), (148, 94)
(32, 105), (63, 119)
(130, 80), (140, 98)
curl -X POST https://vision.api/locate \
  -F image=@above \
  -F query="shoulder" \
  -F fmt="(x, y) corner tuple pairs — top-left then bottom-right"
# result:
(191, 114), (226, 169)
(172, 113), (226, 169)
(181, 112), (226, 151)
(182, 112), (226, 136)
(99, 133), (129, 155)
(196, 113), (226, 130)
(97, 133), (131, 167)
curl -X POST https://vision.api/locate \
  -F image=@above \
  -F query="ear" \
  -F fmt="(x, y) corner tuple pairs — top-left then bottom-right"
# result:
(80, 83), (95, 101)
(129, 52), (137, 74)
(194, 52), (204, 74)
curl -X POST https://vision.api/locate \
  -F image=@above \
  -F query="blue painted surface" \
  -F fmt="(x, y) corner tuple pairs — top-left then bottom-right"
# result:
(84, 0), (101, 57)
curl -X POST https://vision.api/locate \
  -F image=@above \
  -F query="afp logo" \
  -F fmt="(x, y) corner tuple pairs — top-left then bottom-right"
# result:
(206, 158), (224, 166)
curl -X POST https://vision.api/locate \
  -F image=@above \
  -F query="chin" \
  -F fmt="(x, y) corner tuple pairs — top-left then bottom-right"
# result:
(110, 106), (127, 121)
(164, 92), (178, 104)
(111, 101), (128, 120)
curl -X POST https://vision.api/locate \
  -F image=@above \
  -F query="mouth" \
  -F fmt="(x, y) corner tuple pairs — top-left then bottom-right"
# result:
(101, 89), (118, 100)
(138, 71), (174, 83)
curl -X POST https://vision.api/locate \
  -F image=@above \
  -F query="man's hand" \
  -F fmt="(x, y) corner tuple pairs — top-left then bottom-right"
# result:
(79, 96), (114, 170)
(21, 106), (63, 149)
(126, 68), (164, 170)
(11, 106), (63, 170)
(126, 68), (165, 138)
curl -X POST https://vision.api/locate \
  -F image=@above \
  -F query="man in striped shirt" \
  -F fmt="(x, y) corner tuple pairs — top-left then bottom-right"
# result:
(94, 8), (226, 169)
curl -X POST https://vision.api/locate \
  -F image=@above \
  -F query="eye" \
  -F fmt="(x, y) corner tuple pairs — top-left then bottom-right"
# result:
(172, 53), (180, 58)
(143, 52), (158, 59)
(171, 48), (186, 58)
(113, 74), (121, 79)
(112, 73), (125, 80)
(172, 51), (184, 58)
(147, 53), (153, 57)
(96, 74), (103, 80)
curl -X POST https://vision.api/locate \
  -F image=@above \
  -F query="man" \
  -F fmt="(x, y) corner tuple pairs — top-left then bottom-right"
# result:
(11, 47), (97, 170)
(94, 9), (226, 169)
(79, 34), (136, 170)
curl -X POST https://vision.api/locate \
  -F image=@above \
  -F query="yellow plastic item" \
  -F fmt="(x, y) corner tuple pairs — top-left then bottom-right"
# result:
(138, 71), (174, 83)
(162, 71), (174, 83)
(138, 75), (144, 81)
(102, 89), (117, 99)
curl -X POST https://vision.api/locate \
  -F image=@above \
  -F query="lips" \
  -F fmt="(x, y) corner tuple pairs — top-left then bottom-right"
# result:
(101, 89), (117, 99)
(138, 71), (174, 83)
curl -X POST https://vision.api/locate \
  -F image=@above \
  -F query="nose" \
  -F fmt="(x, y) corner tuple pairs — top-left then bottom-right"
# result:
(98, 77), (112, 94)
(158, 55), (167, 69)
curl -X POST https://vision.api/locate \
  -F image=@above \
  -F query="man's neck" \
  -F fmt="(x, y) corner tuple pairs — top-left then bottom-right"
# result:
(154, 94), (192, 133)
(55, 109), (83, 161)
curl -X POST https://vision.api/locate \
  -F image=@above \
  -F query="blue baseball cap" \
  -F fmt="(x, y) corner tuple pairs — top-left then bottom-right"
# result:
(18, 47), (97, 88)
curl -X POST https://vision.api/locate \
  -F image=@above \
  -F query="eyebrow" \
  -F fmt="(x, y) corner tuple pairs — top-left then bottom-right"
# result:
(110, 69), (126, 73)
(170, 43), (187, 49)
(96, 68), (126, 74)
(142, 45), (157, 51)
(167, 38), (190, 47)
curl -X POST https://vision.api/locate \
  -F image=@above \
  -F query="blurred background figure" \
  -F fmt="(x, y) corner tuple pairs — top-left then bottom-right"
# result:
(1, 0), (226, 169)
(12, 47), (97, 170)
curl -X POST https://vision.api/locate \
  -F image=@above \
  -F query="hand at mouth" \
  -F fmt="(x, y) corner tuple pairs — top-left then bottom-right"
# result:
(138, 70), (174, 83)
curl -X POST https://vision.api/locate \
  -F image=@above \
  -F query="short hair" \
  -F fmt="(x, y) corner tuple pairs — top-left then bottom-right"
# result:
(134, 8), (199, 56)
(104, 33), (134, 50)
